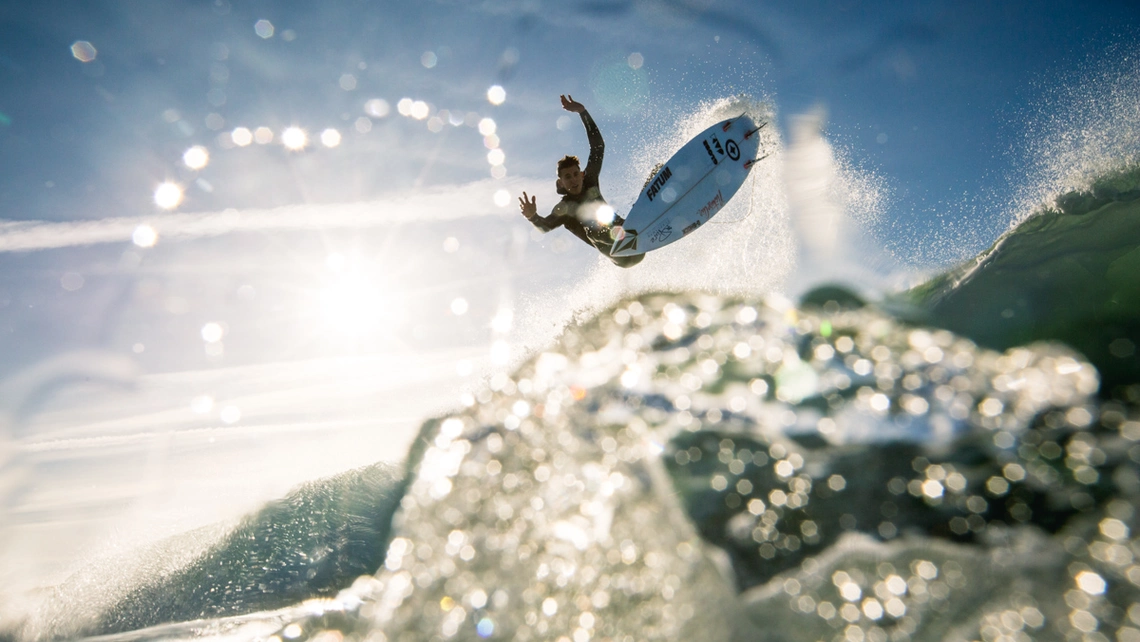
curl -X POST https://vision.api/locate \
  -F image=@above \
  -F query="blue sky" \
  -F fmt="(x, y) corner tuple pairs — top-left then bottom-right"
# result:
(1, 1), (1134, 221)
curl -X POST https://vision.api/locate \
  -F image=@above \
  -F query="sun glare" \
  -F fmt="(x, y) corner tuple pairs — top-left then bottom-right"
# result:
(317, 270), (403, 338)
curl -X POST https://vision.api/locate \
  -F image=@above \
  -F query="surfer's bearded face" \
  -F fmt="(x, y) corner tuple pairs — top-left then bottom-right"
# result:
(558, 164), (584, 195)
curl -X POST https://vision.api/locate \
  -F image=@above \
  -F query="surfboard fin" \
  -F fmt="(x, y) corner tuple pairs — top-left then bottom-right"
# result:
(743, 153), (770, 169)
(744, 121), (768, 140)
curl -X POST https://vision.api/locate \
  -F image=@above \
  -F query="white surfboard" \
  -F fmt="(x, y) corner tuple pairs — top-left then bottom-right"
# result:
(610, 115), (765, 257)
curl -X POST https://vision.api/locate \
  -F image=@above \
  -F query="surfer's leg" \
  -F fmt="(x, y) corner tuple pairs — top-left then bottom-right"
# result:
(594, 238), (644, 268)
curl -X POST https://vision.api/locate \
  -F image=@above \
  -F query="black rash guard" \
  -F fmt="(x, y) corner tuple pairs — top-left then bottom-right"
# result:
(526, 110), (644, 268)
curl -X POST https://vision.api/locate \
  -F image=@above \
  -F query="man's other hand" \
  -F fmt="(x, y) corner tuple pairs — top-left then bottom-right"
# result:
(519, 192), (538, 219)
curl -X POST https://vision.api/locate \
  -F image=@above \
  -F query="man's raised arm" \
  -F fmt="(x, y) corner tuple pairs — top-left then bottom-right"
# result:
(561, 95), (604, 179)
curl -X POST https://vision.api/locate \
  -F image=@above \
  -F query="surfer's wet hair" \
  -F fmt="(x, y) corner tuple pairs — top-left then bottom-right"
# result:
(557, 155), (580, 172)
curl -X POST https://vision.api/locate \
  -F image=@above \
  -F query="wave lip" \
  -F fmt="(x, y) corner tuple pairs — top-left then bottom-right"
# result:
(904, 163), (1140, 394)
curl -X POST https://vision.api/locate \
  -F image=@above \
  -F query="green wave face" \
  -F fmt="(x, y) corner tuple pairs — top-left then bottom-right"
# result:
(905, 163), (1140, 395)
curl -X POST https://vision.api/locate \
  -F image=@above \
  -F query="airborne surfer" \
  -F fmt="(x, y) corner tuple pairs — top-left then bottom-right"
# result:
(518, 95), (645, 268)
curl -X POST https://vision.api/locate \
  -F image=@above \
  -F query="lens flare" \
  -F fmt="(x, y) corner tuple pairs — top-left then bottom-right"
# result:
(231, 127), (253, 146)
(154, 182), (183, 209)
(320, 128), (342, 147)
(132, 225), (158, 247)
(201, 322), (224, 343)
(365, 99), (390, 118)
(71, 41), (97, 63)
(183, 145), (209, 169)
(281, 127), (307, 150)
(254, 19), (274, 39)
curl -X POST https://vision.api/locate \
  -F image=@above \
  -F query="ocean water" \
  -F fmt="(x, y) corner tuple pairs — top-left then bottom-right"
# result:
(2, 4), (1140, 642)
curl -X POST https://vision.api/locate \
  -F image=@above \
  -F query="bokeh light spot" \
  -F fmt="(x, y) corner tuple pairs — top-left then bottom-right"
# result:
(191, 395), (214, 414)
(410, 101), (430, 120)
(154, 182), (183, 209)
(282, 127), (307, 150)
(254, 127), (274, 144)
(339, 74), (357, 91)
(443, 237), (460, 253)
(478, 118), (497, 136)
(254, 19), (274, 39)
(1076, 570), (1107, 595)
(71, 41), (97, 62)
(422, 51), (438, 68)
(183, 145), (209, 170)
(231, 127), (253, 146)
(487, 149), (505, 166)
(491, 339), (510, 365)
(451, 298), (469, 315)
(365, 99), (390, 118)
(487, 85), (506, 105)
(628, 52), (644, 69)
(132, 225), (158, 247)
(476, 618), (494, 638)
(493, 189), (511, 207)
(320, 128), (342, 147)
(354, 117), (372, 133)
(491, 308), (513, 333)
(201, 322), (224, 343)
(220, 405), (241, 424)
(60, 272), (84, 292)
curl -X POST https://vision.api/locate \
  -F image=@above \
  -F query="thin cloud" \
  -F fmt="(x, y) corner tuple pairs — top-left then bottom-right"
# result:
(0, 180), (524, 253)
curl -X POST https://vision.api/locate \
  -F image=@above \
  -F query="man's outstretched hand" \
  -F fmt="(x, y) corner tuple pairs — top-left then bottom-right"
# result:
(560, 94), (586, 114)
(519, 191), (537, 220)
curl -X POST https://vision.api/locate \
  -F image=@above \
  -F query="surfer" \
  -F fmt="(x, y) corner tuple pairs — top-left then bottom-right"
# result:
(518, 95), (644, 268)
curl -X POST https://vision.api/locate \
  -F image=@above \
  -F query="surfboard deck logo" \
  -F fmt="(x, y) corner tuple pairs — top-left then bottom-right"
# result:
(612, 231), (639, 255)
(611, 114), (766, 257)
